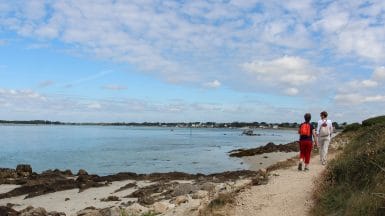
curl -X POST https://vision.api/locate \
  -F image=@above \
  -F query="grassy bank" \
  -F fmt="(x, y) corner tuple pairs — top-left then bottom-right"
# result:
(311, 116), (385, 215)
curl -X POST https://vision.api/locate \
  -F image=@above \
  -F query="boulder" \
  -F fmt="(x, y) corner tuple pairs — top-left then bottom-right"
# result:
(174, 195), (189, 205)
(19, 207), (47, 216)
(124, 203), (149, 215)
(0, 168), (17, 179)
(172, 183), (198, 196)
(192, 190), (209, 199)
(0, 206), (18, 216)
(76, 207), (102, 216)
(77, 169), (88, 176)
(99, 207), (121, 216)
(47, 211), (66, 216)
(199, 182), (216, 192)
(152, 201), (173, 214)
(16, 164), (32, 177)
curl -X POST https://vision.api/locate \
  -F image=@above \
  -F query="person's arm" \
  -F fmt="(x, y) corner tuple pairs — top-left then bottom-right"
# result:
(312, 128), (318, 147)
(329, 120), (333, 137)
(316, 120), (320, 136)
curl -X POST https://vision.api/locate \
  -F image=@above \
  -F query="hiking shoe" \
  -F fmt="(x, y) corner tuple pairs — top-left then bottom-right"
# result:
(304, 167), (309, 171)
(298, 163), (302, 171)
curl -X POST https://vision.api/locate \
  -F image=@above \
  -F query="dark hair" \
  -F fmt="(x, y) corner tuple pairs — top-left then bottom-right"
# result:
(304, 113), (311, 123)
(320, 111), (328, 118)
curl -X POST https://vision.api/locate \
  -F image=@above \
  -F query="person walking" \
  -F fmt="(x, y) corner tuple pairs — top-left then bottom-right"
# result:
(298, 113), (318, 171)
(317, 111), (333, 165)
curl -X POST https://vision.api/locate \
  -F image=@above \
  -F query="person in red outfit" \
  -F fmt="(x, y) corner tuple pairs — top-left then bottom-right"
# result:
(298, 113), (318, 171)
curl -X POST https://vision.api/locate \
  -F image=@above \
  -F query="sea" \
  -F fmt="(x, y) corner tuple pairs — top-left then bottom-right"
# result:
(0, 125), (298, 175)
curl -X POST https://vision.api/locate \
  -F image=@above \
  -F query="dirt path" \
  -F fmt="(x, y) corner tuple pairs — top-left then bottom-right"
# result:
(233, 154), (332, 216)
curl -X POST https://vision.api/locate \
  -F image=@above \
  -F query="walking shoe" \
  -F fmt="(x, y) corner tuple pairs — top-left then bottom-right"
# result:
(304, 167), (309, 171)
(298, 163), (302, 171)
(322, 161), (326, 165)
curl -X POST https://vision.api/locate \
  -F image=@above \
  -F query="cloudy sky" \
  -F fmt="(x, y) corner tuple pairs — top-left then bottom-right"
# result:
(0, 0), (384, 123)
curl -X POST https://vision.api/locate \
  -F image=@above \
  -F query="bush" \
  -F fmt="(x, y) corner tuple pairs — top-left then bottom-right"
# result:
(342, 122), (361, 132)
(311, 120), (385, 215)
(362, 115), (385, 127)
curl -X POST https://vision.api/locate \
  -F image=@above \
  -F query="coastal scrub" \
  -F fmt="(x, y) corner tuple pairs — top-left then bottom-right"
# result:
(311, 116), (385, 215)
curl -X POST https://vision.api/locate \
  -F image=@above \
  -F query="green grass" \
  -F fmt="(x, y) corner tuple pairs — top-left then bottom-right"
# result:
(311, 117), (385, 215)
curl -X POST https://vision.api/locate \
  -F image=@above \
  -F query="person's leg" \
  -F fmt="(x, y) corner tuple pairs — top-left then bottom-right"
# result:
(304, 140), (312, 170)
(318, 137), (324, 163)
(298, 141), (305, 170)
(322, 138), (330, 165)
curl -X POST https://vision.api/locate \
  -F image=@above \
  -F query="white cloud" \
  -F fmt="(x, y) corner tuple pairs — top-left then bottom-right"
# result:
(335, 93), (385, 105)
(284, 87), (299, 96)
(373, 66), (385, 81)
(0, 88), (46, 100)
(1, 1), (385, 123)
(342, 80), (378, 91)
(242, 56), (321, 95)
(86, 102), (102, 109)
(203, 80), (221, 88)
(314, 1), (385, 62)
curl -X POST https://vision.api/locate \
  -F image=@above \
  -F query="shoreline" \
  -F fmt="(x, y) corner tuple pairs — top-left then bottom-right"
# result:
(0, 141), (300, 216)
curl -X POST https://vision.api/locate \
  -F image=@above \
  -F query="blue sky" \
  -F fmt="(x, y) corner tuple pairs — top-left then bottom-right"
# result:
(0, 0), (385, 123)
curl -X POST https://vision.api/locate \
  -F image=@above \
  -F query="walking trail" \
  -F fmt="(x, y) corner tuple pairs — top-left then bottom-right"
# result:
(232, 154), (334, 216)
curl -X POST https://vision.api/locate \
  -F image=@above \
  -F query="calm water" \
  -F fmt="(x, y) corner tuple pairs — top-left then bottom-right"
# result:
(0, 125), (298, 175)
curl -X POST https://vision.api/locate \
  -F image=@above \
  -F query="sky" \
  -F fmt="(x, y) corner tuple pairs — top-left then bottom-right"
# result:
(0, 0), (385, 123)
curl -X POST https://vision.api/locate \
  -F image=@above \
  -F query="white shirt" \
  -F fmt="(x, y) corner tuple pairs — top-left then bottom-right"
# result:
(316, 119), (333, 136)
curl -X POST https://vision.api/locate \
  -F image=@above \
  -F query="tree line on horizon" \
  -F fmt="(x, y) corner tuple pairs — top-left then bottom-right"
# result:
(0, 120), (347, 129)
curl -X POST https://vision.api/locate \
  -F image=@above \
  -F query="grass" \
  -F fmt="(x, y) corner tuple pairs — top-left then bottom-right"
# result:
(311, 116), (385, 216)
(199, 191), (237, 216)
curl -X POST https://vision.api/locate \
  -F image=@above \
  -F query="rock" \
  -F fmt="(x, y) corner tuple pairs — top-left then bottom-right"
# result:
(47, 211), (66, 216)
(99, 207), (121, 216)
(19, 207), (47, 216)
(192, 190), (209, 199)
(199, 182), (216, 192)
(76, 207), (102, 216)
(16, 164), (32, 177)
(152, 201), (173, 214)
(100, 196), (121, 202)
(124, 203), (149, 215)
(172, 183), (198, 196)
(0, 206), (18, 216)
(0, 168), (17, 179)
(138, 195), (155, 205)
(259, 168), (268, 178)
(77, 169), (88, 176)
(174, 195), (189, 205)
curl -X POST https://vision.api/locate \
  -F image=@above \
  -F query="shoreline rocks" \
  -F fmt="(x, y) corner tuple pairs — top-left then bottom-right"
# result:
(228, 141), (299, 157)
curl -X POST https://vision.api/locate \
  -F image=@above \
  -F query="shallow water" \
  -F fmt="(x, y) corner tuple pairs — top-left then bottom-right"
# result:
(0, 125), (298, 175)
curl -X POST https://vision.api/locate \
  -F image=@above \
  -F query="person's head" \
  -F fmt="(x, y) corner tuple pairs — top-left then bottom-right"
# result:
(304, 113), (311, 123)
(320, 111), (328, 119)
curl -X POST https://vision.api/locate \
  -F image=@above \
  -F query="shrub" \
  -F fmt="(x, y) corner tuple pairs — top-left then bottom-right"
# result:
(342, 122), (361, 132)
(311, 120), (385, 215)
(362, 115), (385, 127)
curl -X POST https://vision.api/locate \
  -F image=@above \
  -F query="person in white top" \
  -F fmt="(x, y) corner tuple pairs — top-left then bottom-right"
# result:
(316, 111), (333, 165)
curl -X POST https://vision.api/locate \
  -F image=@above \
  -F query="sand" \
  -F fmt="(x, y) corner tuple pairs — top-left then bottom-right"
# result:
(233, 154), (333, 216)
(241, 151), (299, 171)
(0, 179), (154, 216)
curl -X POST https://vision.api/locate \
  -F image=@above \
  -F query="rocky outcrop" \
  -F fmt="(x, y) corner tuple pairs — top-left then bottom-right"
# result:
(228, 141), (299, 157)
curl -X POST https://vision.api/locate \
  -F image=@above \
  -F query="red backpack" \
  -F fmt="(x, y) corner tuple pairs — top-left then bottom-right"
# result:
(299, 123), (311, 136)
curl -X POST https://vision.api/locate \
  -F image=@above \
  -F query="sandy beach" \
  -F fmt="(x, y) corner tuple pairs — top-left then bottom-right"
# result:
(0, 144), (300, 216)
